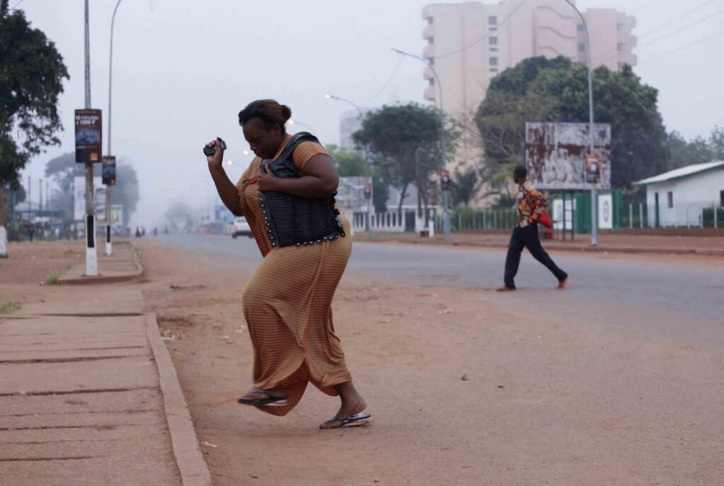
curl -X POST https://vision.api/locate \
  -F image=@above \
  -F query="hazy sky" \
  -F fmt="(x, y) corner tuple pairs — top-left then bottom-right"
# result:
(15, 0), (724, 227)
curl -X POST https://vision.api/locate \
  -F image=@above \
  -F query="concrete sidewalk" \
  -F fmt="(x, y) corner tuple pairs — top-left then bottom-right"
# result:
(0, 240), (211, 486)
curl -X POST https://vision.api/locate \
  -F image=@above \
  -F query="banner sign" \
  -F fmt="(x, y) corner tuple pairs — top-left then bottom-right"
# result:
(102, 156), (116, 185)
(74, 176), (105, 221)
(75, 109), (103, 163)
(525, 122), (611, 190)
(97, 204), (123, 226)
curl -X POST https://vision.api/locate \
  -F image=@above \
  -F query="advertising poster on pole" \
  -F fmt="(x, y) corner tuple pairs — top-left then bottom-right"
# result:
(102, 156), (116, 185)
(74, 177), (105, 221)
(75, 109), (103, 163)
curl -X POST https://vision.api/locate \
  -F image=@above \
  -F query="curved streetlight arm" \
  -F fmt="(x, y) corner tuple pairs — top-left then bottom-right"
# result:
(391, 48), (443, 115)
(108, 0), (124, 156)
(324, 93), (363, 118)
(564, 0), (597, 246)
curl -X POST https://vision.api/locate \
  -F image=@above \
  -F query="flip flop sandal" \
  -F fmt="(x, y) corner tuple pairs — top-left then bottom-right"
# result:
(237, 393), (288, 407)
(320, 412), (373, 429)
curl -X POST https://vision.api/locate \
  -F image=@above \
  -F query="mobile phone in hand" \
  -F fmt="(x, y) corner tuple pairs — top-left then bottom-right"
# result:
(203, 138), (227, 156)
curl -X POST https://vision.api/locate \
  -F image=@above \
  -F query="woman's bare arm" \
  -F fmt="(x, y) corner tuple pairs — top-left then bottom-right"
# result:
(256, 153), (339, 198)
(206, 138), (243, 216)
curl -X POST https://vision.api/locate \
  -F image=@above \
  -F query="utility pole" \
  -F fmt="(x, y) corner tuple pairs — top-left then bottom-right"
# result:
(83, 0), (98, 275)
(565, 0), (597, 246)
(105, 0), (124, 256)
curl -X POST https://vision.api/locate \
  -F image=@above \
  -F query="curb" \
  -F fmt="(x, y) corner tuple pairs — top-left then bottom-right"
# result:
(145, 313), (213, 486)
(361, 237), (724, 256)
(58, 241), (145, 285)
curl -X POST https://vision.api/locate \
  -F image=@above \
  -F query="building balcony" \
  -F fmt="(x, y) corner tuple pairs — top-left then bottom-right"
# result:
(423, 86), (437, 103)
(422, 24), (434, 40)
(423, 66), (436, 81)
(423, 44), (435, 59)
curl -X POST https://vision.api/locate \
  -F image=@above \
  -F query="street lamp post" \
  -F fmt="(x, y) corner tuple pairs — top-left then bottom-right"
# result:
(83, 0), (98, 276)
(564, 0), (597, 246)
(105, 0), (124, 256)
(391, 48), (450, 242)
(324, 93), (371, 235)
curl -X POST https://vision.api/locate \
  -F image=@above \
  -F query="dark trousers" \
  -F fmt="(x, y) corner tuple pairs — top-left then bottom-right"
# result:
(503, 224), (567, 289)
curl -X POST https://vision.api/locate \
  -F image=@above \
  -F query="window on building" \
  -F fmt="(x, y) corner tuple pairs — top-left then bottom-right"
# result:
(489, 36), (498, 46)
(490, 56), (498, 67)
(720, 190), (724, 206)
(488, 16), (497, 25)
(578, 42), (586, 52)
(667, 192), (674, 208)
(617, 43), (625, 52)
(577, 24), (585, 32)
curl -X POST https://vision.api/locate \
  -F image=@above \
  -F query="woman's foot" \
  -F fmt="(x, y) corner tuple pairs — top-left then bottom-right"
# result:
(319, 381), (369, 429)
(319, 412), (373, 429)
(237, 388), (288, 407)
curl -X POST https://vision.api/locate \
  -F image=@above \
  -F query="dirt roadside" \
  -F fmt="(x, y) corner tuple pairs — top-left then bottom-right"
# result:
(3, 240), (723, 485)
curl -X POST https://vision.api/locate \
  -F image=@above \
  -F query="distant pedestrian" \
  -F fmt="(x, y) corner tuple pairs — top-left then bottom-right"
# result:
(497, 165), (570, 291)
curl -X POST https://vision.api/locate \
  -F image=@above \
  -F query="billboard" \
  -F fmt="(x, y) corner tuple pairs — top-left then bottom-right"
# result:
(525, 122), (611, 190)
(102, 156), (116, 185)
(214, 205), (233, 222)
(73, 177), (105, 221)
(97, 204), (123, 226)
(75, 109), (103, 163)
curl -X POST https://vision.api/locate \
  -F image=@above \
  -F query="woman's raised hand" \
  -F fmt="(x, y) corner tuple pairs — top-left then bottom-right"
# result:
(205, 137), (225, 171)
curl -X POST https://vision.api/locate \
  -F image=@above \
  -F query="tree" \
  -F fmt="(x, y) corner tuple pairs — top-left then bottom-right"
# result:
(476, 57), (560, 202)
(326, 144), (389, 213)
(326, 144), (369, 177)
(709, 126), (724, 160)
(451, 168), (478, 207)
(665, 131), (713, 169)
(532, 64), (669, 188)
(165, 201), (194, 232)
(476, 57), (670, 191)
(45, 152), (140, 228)
(0, 1), (69, 254)
(353, 103), (457, 213)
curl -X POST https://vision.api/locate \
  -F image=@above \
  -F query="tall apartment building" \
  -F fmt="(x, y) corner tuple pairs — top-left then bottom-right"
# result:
(421, 0), (636, 167)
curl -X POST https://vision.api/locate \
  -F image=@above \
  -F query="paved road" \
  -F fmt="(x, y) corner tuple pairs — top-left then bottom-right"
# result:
(153, 234), (724, 347)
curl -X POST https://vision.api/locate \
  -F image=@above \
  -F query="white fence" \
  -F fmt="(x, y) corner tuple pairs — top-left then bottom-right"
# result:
(349, 211), (407, 233)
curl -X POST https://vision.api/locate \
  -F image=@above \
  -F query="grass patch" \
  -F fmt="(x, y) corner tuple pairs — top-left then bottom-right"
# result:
(42, 265), (71, 286)
(44, 271), (62, 285)
(0, 301), (20, 315)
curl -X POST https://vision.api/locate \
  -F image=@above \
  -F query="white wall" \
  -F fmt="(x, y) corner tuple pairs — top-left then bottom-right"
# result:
(645, 168), (724, 227)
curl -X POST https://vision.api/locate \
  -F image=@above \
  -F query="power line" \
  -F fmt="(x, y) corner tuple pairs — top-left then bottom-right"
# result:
(364, 55), (405, 105)
(597, 3), (724, 65)
(638, 8), (724, 49)
(636, 0), (718, 40)
(639, 28), (724, 65)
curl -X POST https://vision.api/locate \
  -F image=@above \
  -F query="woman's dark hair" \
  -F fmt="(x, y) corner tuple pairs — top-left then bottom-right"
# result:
(513, 165), (527, 180)
(238, 99), (291, 134)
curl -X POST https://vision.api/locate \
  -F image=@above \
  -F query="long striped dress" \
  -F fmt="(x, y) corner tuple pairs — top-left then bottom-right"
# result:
(235, 134), (352, 416)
